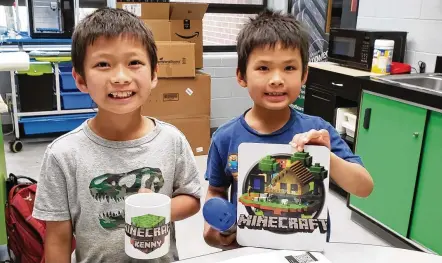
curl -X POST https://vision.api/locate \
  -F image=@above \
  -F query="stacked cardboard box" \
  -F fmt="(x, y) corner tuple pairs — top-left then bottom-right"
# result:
(141, 73), (211, 156)
(156, 41), (195, 78)
(117, 2), (211, 156)
(116, 2), (208, 69)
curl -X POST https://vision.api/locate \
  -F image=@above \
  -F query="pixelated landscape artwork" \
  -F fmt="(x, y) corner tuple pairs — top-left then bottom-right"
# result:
(237, 143), (330, 252)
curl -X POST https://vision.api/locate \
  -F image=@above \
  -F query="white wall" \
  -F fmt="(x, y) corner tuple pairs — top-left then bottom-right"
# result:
(267, 0), (288, 13)
(202, 53), (253, 128)
(357, 0), (442, 73)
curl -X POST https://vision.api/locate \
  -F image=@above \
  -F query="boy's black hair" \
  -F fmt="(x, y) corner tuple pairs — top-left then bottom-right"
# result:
(71, 7), (157, 80)
(236, 9), (310, 79)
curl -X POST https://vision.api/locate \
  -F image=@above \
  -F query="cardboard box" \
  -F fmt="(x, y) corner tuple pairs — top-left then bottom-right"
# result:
(117, 2), (169, 19)
(143, 20), (171, 41)
(118, 2), (208, 69)
(141, 72), (211, 118)
(156, 41), (195, 78)
(159, 116), (210, 156)
(169, 3), (207, 69)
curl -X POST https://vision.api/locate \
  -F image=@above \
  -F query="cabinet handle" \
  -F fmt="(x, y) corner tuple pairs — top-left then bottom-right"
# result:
(413, 132), (419, 137)
(363, 108), (372, 129)
(311, 94), (331, 102)
(331, 82), (344, 87)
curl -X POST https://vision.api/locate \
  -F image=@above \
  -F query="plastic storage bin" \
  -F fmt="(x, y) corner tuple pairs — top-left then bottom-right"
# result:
(60, 72), (77, 91)
(19, 113), (96, 135)
(342, 112), (357, 138)
(58, 62), (72, 72)
(17, 62), (55, 112)
(61, 92), (94, 109)
(335, 107), (357, 134)
(58, 62), (77, 91)
(342, 122), (355, 138)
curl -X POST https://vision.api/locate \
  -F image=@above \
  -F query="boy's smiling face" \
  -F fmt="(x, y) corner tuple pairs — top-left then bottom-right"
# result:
(237, 42), (307, 111)
(73, 35), (157, 115)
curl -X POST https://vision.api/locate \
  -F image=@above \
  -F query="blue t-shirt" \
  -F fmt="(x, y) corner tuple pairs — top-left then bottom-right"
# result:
(205, 107), (363, 205)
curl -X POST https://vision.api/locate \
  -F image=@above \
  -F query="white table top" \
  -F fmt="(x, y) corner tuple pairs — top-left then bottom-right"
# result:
(308, 62), (387, 77)
(177, 243), (442, 263)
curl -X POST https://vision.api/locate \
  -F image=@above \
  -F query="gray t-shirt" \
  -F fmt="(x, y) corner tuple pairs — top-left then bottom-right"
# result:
(33, 119), (202, 263)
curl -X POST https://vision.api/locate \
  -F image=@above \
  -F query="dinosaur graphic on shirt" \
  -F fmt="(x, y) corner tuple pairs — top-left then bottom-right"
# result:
(89, 167), (164, 230)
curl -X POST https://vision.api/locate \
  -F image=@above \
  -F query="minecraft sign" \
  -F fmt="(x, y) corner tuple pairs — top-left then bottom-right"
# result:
(237, 214), (328, 234)
(237, 144), (330, 252)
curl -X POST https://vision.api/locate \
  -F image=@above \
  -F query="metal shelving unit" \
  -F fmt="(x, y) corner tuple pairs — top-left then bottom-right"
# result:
(8, 61), (97, 152)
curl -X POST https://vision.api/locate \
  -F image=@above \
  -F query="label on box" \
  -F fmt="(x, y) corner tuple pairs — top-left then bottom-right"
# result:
(186, 88), (193, 96)
(184, 19), (190, 29)
(285, 252), (318, 263)
(163, 93), (179, 102)
(196, 147), (203, 153)
(122, 4), (141, 17)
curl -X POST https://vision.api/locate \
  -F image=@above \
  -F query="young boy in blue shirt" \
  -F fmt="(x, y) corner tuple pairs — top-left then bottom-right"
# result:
(203, 10), (374, 249)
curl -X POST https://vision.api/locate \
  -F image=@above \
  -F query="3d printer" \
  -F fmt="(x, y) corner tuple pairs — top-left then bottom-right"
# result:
(27, 0), (75, 38)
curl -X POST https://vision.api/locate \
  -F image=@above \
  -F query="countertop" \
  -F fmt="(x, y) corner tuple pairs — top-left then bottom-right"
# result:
(308, 62), (386, 77)
(360, 76), (442, 113)
(308, 62), (442, 113)
(177, 244), (442, 263)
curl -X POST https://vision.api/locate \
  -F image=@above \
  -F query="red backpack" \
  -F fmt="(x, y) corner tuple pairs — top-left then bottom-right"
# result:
(5, 174), (75, 263)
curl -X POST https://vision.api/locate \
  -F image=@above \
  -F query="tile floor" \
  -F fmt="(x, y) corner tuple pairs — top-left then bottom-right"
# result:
(2, 135), (391, 261)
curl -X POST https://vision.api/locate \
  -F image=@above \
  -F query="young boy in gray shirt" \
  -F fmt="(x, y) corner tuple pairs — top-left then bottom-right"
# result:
(32, 8), (201, 263)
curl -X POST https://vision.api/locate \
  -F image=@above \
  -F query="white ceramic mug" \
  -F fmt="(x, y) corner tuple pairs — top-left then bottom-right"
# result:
(125, 193), (171, 259)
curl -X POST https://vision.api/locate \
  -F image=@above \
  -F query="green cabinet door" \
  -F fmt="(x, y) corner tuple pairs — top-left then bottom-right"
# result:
(409, 111), (442, 254)
(350, 92), (427, 236)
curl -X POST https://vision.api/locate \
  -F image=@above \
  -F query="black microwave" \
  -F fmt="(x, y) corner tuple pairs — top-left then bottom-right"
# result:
(327, 28), (408, 71)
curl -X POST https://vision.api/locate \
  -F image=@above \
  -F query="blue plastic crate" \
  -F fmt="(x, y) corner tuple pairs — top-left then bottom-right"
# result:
(19, 113), (96, 135)
(61, 92), (94, 109)
(58, 62), (73, 72)
(60, 72), (77, 91)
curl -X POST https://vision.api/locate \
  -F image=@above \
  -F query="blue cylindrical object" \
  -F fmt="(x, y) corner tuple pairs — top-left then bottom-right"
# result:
(203, 197), (237, 235)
